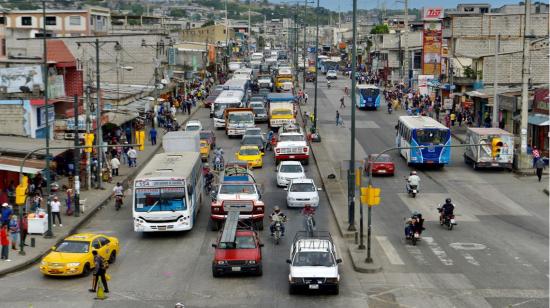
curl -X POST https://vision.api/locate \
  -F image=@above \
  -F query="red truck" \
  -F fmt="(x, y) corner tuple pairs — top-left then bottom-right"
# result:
(212, 228), (263, 277)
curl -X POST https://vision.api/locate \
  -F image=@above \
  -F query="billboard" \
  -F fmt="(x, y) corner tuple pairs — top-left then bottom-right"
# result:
(422, 22), (442, 76)
(0, 65), (44, 93)
(423, 7), (444, 21)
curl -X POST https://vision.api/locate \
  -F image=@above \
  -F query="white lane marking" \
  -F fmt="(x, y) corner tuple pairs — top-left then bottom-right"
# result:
(461, 252), (480, 266)
(424, 237), (454, 266)
(449, 242), (486, 250)
(404, 244), (429, 265)
(376, 236), (404, 265)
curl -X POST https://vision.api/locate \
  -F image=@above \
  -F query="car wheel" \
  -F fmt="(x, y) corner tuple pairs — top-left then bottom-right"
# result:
(210, 220), (220, 231)
(256, 265), (263, 276)
(212, 270), (222, 278)
(108, 251), (117, 264)
(333, 285), (340, 295)
(82, 263), (91, 277)
(288, 284), (296, 295)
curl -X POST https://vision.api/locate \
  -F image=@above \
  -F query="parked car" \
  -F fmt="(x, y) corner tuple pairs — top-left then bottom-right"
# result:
(286, 178), (321, 208)
(212, 229), (263, 277)
(276, 161), (306, 187)
(365, 154), (395, 176)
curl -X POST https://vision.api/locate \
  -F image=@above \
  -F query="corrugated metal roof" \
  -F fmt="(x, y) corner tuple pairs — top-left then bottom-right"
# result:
(47, 40), (75, 68)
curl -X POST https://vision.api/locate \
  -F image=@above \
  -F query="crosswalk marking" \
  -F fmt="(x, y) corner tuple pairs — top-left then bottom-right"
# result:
(376, 236), (404, 265)
(404, 244), (429, 265)
(423, 237), (454, 266)
(461, 252), (480, 266)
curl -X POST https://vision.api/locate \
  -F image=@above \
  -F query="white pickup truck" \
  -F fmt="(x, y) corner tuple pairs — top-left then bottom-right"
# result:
(286, 231), (341, 295)
(274, 125), (309, 165)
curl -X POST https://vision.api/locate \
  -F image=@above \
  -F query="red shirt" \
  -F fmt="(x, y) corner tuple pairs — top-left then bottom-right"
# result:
(0, 228), (9, 246)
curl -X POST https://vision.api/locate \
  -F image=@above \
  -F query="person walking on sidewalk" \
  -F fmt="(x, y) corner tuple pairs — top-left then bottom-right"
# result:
(532, 146), (541, 167)
(51, 196), (62, 227)
(149, 127), (157, 145)
(1, 203), (12, 226)
(336, 110), (340, 126)
(110, 156), (120, 177)
(1, 224), (10, 261)
(89, 250), (109, 294)
(127, 147), (137, 168)
(535, 157), (545, 182)
(20, 213), (28, 247)
(340, 96), (346, 108)
(8, 215), (18, 251)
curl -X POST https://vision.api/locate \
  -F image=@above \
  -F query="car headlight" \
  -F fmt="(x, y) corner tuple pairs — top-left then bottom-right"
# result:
(312, 196), (319, 202)
(41, 260), (47, 266)
(216, 260), (227, 265)
(66, 262), (81, 267)
(288, 197), (295, 201)
(247, 260), (256, 264)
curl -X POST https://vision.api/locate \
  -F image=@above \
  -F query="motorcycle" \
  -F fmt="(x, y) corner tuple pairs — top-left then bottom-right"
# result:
(388, 104), (393, 114)
(405, 214), (424, 245)
(305, 214), (316, 236)
(327, 81), (331, 89)
(272, 218), (287, 245)
(406, 181), (419, 198)
(115, 195), (123, 211)
(437, 206), (456, 230)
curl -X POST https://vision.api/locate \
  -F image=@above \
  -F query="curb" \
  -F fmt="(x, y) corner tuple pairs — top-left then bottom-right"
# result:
(0, 107), (201, 277)
(347, 247), (383, 274)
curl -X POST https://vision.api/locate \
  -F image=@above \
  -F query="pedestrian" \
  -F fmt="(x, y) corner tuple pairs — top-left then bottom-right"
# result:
(336, 110), (340, 126)
(127, 147), (138, 167)
(8, 215), (18, 251)
(309, 112), (314, 124)
(125, 126), (132, 144)
(535, 157), (545, 182)
(51, 196), (62, 227)
(303, 112), (309, 128)
(344, 86), (349, 96)
(340, 96), (346, 108)
(110, 156), (120, 177)
(20, 213), (28, 247)
(532, 146), (540, 167)
(304, 93), (308, 104)
(1, 203), (12, 226)
(65, 187), (73, 216)
(457, 112), (463, 127)
(149, 127), (157, 145)
(1, 224), (10, 261)
(186, 100), (192, 115)
(89, 250), (110, 294)
(450, 112), (456, 126)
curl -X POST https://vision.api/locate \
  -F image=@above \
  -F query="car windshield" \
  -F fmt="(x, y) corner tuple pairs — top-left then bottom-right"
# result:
(369, 155), (391, 162)
(243, 136), (264, 146)
(293, 251), (335, 267)
(219, 184), (256, 194)
(280, 165), (303, 173)
(135, 187), (187, 212)
(415, 129), (448, 145)
(290, 183), (315, 192)
(239, 148), (260, 156)
(253, 108), (266, 115)
(250, 102), (264, 108)
(328, 70), (336, 74)
(360, 88), (380, 97)
(245, 129), (261, 135)
(229, 113), (254, 122)
(250, 97), (264, 102)
(272, 109), (292, 116)
(56, 241), (89, 253)
(218, 235), (257, 249)
(186, 125), (200, 131)
(200, 132), (211, 139)
(214, 103), (240, 112)
(279, 135), (304, 142)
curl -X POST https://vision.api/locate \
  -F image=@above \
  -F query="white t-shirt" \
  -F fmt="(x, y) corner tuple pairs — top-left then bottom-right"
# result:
(51, 200), (61, 212)
(408, 175), (420, 186)
(111, 157), (120, 169)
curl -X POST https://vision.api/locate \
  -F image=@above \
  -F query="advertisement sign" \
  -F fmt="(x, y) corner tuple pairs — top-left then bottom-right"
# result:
(423, 7), (444, 21)
(0, 65), (44, 93)
(37, 105), (55, 128)
(422, 22), (442, 76)
(48, 75), (66, 99)
(417, 75), (434, 96)
(168, 48), (176, 66)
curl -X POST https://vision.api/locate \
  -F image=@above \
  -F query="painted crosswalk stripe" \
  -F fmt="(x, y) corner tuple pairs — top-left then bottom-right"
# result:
(424, 237), (454, 266)
(376, 236), (404, 265)
(404, 244), (429, 265)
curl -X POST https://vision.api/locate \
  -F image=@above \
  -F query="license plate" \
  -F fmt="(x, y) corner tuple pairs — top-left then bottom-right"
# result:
(158, 226), (166, 230)
(427, 160), (434, 164)
(378, 170), (386, 173)
(231, 267), (241, 272)
(309, 284), (319, 289)
(49, 269), (62, 274)
(491, 163), (499, 166)
(289, 155), (295, 158)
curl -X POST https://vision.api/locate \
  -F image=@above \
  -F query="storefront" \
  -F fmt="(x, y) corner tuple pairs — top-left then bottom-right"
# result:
(529, 88), (549, 156)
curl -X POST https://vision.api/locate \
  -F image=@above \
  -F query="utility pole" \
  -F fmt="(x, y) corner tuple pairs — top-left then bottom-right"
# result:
(73, 95), (81, 217)
(403, 0), (410, 88)
(225, 0), (229, 71)
(85, 75), (91, 190)
(520, 0), (531, 158)
(42, 0), (53, 238)
(294, 3), (299, 88)
(302, 0), (308, 91)
(313, 0), (320, 130)
(492, 33), (500, 128)
(348, 0), (357, 232)
(248, 0), (252, 53)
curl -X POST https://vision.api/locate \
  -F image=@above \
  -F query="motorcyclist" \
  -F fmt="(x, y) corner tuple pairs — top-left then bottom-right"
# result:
(439, 198), (455, 221)
(327, 80), (331, 88)
(404, 211), (423, 237)
(113, 182), (124, 198)
(213, 147), (224, 170)
(387, 100), (393, 113)
(266, 130), (274, 151)
(406, 171), (420, 192)
(269, 206), (287, 236)
(301, 204), (316, 231)
(204, 169), (214, 191)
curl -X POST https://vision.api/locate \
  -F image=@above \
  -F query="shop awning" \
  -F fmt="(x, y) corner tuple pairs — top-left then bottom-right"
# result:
(0, 157), (45, 175)
(0, 136), (73, 156)
(528, 114), (550, 126)
(104, 111), (139, 127)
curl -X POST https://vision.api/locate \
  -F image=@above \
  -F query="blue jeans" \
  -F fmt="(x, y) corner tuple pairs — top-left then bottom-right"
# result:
(1, 245), (8, 259)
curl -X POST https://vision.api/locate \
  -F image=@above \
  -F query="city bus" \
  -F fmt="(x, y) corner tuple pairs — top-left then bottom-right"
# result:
(355, 84), (381, 110)
(133, 152), (203, 232)
(396, 116), (451, 167)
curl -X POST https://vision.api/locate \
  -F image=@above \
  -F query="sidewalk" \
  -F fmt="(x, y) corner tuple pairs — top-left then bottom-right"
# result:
(0, 107), (200, 276)
(297, 92), (383, 274)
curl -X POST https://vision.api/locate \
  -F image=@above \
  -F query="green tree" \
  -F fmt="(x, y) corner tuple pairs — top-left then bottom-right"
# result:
(370, 24), (389, 34)
(169, 9), (187, 18)
(130, 3), (144, 16)
(191, 13), (201, 21)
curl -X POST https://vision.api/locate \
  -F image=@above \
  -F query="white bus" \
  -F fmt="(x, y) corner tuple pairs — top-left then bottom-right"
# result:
(133, 152), (203, 232)
(212, 90), (245, 128)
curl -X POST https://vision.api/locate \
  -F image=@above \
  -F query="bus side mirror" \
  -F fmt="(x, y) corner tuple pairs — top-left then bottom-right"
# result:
(211, 243), (217, 248)
(286, 259), (291, 264)
(336, 258), (343, 264)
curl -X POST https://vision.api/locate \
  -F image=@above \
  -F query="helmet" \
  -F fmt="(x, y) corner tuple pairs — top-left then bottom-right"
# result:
(445, 198), (452, 204)
(410, 171), (417, 175)
(273, 206), (280, 212)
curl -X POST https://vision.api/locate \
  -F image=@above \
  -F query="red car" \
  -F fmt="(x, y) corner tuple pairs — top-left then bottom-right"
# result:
(212, 230), (263, 277)
(365, 154), (395, 176)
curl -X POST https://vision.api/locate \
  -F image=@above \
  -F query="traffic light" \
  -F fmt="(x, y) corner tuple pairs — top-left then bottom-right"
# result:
(84, 133), (94, 153)
(360, 186), (381, 206)
(491, 138), (503, 159)
(15, 176), (28, 206)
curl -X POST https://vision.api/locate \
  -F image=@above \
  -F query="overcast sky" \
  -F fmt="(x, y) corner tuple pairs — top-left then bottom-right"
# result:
(268, 0), (548, 12)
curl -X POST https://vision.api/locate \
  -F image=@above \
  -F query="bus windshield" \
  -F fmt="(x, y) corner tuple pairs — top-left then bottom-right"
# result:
(415, 129), (448, 144)
(229, 113), (254, 123)
(360, 88), (379, 98)
(135, 187), (186, 212)
(272, 109), (292, 116)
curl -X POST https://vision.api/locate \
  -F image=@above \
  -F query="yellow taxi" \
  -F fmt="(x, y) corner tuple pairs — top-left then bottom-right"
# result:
(40, 233), (120, 276)
(200, 140), (210, 162)
(235, 145), (264, 168)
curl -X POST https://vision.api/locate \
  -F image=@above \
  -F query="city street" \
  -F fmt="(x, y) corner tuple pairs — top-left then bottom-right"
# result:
(302, 76), (549, 307)
(0, 107), (370, 307)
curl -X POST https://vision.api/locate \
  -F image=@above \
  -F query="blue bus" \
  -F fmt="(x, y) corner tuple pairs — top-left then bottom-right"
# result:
(355, 84), (381, 110)
(396, 116), (451, 167)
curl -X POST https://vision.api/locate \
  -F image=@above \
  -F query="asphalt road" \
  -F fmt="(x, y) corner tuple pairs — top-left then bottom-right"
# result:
(0, 106), (369, 307)
(310, 75), (549, 308)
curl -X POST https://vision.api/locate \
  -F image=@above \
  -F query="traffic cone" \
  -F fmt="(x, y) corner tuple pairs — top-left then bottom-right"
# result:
(95, 284), (106, 300)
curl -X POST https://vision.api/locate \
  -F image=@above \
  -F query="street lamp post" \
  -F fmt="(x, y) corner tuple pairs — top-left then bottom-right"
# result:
(348, 0), (358, 232)
(313, 0), (320, 131)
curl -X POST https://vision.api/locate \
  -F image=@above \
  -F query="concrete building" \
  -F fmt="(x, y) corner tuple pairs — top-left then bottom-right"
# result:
(180, 24), (234, 45)
(0, 6), (110, 38)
